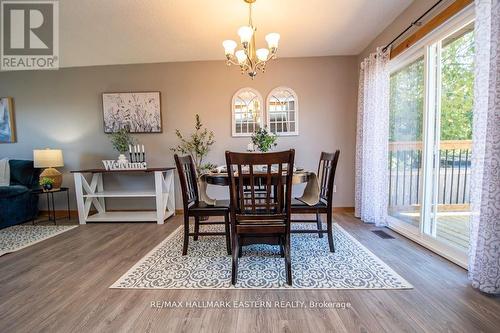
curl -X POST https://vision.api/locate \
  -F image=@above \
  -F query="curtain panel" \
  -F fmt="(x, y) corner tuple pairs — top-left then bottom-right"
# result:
(469, 0), (500, 295)
(355, 48), (390, 227)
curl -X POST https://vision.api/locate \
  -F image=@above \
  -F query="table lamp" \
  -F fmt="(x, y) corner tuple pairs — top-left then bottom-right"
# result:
(34, 149), (64, 189)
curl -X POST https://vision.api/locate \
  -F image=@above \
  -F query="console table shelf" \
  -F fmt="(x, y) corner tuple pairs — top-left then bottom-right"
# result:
(71, 167), (176, 224)
(83, 191), (157, 198)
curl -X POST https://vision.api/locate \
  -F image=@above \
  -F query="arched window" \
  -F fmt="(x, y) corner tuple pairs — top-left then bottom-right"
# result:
(266, 87), (299, 136)
(232, 88), (264, 137)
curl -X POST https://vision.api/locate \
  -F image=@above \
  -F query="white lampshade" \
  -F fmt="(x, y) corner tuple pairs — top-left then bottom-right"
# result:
(265, 32), (280, 49)
(235, 50), (247, 64)
(223, 39), (237, 55)
(256, 48), (270, 61)
(33, 149), (64, 168)
(238, 26), (254, 44)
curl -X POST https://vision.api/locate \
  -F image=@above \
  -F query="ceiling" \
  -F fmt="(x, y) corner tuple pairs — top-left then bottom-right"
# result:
(59, 0), (413, 68)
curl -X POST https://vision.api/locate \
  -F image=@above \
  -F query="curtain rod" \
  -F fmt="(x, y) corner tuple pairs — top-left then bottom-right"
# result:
(382, 0), (444, 53)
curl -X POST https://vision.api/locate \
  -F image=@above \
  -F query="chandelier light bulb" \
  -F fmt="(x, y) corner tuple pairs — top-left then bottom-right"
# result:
(265, 33), (280, 49)
(235, 50), (247, 64)
(222, 0), (280, 78)
(223, 40), (237, 55)
(238, 26), (254, 44)
(256, 48), (270, 62)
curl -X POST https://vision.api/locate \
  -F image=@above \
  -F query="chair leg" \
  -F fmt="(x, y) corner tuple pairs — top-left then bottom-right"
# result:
(231, 235), (240, 285)
(279, 236), (285, 258)
(238, 244), (243, 258)
(316, 213), (323, 238)
(193, 216), (200, 241)
(182, 215), (190, 255)
(327, 210), (334, 253)
(284, 233), (292, 286)
(224, 213), (231, 255)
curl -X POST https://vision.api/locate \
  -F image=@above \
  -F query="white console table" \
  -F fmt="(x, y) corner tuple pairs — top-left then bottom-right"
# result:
(71, 167), (175, 224)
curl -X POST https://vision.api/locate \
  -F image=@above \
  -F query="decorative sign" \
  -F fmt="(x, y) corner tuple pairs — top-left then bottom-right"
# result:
(102, 160), (147, 170)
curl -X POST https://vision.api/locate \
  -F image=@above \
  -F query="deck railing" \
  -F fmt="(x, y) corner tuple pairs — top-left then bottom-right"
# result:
(388, 140), (472, 207)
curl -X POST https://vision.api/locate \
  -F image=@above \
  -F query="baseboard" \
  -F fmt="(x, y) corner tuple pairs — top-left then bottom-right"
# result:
(38, 209), (185, 218)
(333, 207), (354, 213)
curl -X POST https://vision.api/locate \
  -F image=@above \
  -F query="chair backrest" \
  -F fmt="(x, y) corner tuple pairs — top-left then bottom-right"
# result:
(174, 154), (199, 209)
(317, 151), (340, 207)
(225, 150), (295, 223)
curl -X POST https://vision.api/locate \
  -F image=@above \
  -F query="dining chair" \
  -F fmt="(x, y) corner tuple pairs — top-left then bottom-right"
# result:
(225, 149), (295, 285)
(174, 154), (231, 256)
(291, 150), (340, 252)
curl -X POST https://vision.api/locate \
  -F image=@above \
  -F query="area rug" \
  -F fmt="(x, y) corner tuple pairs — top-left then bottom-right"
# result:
(111, 223), (412, 289)
(0, 225), (78, 256)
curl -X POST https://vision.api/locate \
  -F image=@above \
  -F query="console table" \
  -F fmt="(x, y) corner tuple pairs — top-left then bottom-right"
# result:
(71, 167), (175, 224)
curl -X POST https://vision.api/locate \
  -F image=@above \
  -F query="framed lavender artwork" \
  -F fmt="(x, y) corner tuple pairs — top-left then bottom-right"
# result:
(102, 91), (162, 133)
(0, 97), (16, 143)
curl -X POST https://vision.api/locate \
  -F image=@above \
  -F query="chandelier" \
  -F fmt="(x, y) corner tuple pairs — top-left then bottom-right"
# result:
(222, 0), (280, 79)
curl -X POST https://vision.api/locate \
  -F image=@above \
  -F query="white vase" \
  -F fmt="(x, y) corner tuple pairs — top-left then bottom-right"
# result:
(117, 153), (128, 165)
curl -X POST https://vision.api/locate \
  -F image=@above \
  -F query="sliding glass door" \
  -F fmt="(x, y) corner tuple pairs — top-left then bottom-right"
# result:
(388, 56), (424, 232)
(431, 23), (474, 252)
(387, 13), (474, 262)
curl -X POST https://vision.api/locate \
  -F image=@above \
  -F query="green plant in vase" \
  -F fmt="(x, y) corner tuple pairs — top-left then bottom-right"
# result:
(171, 114), (215, 175)
(39, 177), (55, 191)
(251, 127), (277, 152)
(109, 128), (135, 164)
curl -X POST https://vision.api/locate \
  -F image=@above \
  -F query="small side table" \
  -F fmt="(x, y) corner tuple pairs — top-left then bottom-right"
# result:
(32, 187), (71, 224)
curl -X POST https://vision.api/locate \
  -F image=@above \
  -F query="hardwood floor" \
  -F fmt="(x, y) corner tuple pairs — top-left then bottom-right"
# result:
(0, 212), (498, 333)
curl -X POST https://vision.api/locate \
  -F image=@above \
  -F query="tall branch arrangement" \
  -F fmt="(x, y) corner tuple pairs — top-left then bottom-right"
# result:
(171, 114), (215, 173)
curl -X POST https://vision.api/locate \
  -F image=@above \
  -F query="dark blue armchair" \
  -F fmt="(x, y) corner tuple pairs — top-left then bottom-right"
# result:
(0, 160), (41, 229)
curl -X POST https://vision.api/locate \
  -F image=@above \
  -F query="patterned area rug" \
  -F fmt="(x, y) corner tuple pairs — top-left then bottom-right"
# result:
(0, 225), (78, 256)
(111, 224), (412, 289)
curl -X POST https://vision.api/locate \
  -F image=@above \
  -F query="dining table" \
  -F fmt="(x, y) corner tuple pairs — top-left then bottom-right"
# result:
(203, 170), (314, 186)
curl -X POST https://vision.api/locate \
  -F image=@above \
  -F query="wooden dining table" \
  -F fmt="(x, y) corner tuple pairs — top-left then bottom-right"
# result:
(203, 171), (314, 186)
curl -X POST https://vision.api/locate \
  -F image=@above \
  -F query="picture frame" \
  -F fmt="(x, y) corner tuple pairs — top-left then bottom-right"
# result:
(102, 91), (162, 133)
(0, 97), (16, 143)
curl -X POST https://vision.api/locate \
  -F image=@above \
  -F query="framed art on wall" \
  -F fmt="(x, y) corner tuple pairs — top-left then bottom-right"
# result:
(0, 97), (16, 143)
(102, 91), (162, 133)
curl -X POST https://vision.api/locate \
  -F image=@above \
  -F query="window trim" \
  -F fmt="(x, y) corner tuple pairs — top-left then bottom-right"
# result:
(389, 6), (475, 71)
(266, 86), (299, 136)
(387, 6), (475, 265)
(231, 87), (264, 137)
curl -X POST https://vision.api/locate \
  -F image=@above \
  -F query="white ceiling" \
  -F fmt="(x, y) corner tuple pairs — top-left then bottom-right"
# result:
(59, 0), (413, 68)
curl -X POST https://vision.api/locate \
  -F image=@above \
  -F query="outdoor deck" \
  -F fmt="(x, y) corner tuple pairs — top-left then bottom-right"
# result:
(392, 210), (470, 251)
(388, 140), (471, 252)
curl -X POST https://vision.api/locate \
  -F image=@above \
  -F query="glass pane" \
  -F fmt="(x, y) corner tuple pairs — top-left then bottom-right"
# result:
(267, 88), (297, 134)
(433, 23), (474, 252)
(388, 56), (425, 228)
(233, 89), (262, 134)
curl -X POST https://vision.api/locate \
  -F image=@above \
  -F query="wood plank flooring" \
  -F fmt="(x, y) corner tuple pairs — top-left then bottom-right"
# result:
(0, 212), (499, 333)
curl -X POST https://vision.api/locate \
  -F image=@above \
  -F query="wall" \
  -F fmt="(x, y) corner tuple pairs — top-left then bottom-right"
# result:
(0, 56), (359, 211)
(358, 0), (452, 61)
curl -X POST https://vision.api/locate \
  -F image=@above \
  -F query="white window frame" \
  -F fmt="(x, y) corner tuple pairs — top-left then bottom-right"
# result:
(231, 87), (264, 137)
(387, 5), (475, 268)
(266, 86), (299, 136)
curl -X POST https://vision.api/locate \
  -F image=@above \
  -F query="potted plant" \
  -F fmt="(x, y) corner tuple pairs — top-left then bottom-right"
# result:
(251, 127), (277, 152)
(171, 114), (215, 175)
(39, 177), (55, 191)
(109, 128), (135, 164)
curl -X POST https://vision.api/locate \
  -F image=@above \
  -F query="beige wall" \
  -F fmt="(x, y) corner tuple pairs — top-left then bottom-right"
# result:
(0, 56), (358, 210)
(358, 0), (450, 61)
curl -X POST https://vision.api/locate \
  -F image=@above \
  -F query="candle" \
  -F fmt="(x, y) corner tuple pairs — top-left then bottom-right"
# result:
(142, 144), (145, 153)
(129, 144), (132, 153)
(247, 143), (253, 152)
